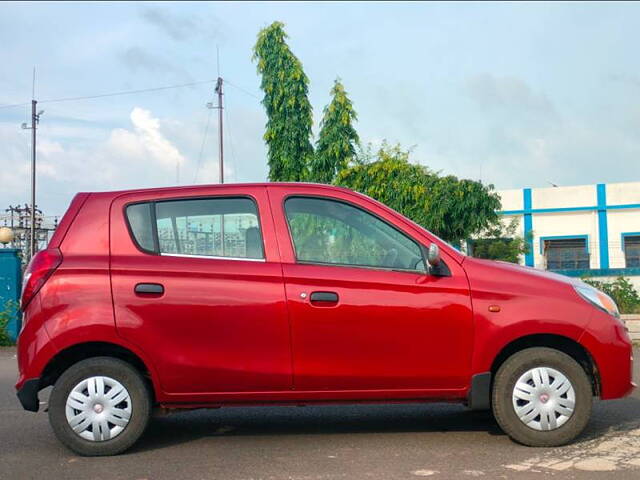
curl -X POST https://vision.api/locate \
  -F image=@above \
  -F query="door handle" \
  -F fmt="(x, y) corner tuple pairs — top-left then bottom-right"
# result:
(134, 283), (164, 295)
(310, 291), (339, 304)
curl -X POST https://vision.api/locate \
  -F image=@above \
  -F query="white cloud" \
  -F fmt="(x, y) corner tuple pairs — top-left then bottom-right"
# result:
(0, 107), (190, 214)
(36, 140), (64, 156)
(108, 107), (185, 170)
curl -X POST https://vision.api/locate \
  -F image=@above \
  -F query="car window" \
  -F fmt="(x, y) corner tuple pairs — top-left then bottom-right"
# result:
(284, 196), (426, 272)
(126, 203), (155, 252)
(126, 197), (264, 259)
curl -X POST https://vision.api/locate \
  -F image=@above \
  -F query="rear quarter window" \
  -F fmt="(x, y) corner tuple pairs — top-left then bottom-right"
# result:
(126, 203), (155, 252)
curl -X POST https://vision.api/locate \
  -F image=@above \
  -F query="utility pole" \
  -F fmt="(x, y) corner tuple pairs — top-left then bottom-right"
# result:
(215, 77), (224, 184)
(21, 101), (44, 260)
(30, 100), (36, 259)
(212, 76), (225, 255)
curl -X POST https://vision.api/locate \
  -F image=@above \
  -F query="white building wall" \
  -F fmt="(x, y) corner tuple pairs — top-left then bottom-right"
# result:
(495, 181), (640, 283)
(531, 184), (595, 209)
(607, 182), (640, 206)
(498, 189), (523, 211)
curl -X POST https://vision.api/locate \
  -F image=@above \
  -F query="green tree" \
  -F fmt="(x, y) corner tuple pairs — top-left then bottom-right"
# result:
(335, 142), (502, 244)
(253, 21), (314, 181)
(310, 78), (359, 183)
(470, 218), (531, 263)
(0, 300), (18, 346)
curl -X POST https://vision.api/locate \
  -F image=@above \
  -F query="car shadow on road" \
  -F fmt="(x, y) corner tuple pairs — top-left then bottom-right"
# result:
(579, 396), (640, 440)
(130, 396), (640, 454)
(131, 403), (504, 453)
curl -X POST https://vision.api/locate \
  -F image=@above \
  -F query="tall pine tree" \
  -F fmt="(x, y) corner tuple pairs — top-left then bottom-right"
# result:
(253, 22), (314, 181)
(310, 79), (359, 184)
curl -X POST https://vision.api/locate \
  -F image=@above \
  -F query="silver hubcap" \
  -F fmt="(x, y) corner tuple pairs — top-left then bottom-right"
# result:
(65, 376), (132, 442)
(512, 366), (575, 431)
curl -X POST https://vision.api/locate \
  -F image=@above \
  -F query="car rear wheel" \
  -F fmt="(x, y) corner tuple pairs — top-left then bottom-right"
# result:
(48, 357), (151, 456)
(492, 347), (592, 447)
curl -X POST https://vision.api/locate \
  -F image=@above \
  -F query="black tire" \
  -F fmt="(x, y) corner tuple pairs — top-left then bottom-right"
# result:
(48, 357), (151, 456)
(492, 347), (592, 447)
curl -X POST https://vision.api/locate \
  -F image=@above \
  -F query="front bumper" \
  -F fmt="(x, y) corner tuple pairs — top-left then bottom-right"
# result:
(580, 316), (635, 399)
(16, 378), (40, 412)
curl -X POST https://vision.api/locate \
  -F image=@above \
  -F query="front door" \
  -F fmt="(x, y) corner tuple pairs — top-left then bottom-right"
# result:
(269, 189), (473, 393)
(110, 186), (292, 396)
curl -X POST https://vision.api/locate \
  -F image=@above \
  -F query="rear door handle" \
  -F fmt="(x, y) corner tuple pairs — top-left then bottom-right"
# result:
(310, 291), (339, 304)
(134, 283), (164, 295)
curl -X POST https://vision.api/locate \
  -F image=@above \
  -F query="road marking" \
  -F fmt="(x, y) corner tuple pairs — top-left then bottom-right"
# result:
(412, 470), (438, 476)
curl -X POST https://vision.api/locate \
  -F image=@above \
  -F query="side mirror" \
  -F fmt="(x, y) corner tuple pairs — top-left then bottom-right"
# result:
(427, 243), (441, 267)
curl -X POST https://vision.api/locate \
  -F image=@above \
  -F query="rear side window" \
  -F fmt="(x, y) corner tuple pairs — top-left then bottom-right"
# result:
(126, 203), (155, 252)
(126, 197), (264, 260)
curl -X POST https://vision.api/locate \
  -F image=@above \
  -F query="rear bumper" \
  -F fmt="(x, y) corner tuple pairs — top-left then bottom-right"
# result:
(16, 378), (40, 412)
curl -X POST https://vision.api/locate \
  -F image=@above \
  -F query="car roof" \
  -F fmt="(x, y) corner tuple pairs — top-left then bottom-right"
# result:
(85, 182), (355, 198)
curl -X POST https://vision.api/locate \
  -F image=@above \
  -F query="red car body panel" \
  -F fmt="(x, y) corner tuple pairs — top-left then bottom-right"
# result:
(268, 185), (474, 393)
(15, 183), (634, 409)
(462, 257), (595, 372)
(109, 186), (292, 401)
(579, 312), (635, 399)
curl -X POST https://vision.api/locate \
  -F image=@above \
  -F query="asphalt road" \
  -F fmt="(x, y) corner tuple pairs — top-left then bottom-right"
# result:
(1, 347), (639, 480)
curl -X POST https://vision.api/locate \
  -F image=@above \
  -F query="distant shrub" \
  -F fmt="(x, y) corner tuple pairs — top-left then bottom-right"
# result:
(582, 276), (640, 315)
(0, 300), (19, 346)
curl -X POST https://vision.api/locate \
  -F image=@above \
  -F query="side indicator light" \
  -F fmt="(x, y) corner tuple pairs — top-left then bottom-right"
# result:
(488, 305), (501, 313)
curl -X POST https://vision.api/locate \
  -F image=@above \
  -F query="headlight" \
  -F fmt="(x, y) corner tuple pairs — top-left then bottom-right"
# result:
(574, 284), (620, 318)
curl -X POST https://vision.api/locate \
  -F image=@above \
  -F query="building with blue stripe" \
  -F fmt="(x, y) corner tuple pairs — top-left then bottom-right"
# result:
(497, 182), (640, 289)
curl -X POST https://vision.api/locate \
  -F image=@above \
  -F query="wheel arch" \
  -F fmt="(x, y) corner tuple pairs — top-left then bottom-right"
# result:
(490, 334), (601, 396)
(40, 341), (158, 402)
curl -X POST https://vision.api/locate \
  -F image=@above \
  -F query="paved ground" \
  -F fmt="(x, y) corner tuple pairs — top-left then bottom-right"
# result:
(1, 347), (639, 480)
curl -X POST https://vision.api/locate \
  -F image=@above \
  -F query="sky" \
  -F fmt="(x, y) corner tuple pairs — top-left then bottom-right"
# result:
(1, 1), (640, 217)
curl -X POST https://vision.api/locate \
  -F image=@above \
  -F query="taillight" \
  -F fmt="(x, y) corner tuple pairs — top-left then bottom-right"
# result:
(21, 248), (62, 310)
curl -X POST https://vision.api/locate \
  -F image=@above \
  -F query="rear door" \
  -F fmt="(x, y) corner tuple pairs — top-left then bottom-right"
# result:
(110, 186), (292, 398)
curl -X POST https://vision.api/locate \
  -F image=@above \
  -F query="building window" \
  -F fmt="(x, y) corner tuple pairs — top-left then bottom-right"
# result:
(543, 237), (589, 270)
(624, 235), (640, 268)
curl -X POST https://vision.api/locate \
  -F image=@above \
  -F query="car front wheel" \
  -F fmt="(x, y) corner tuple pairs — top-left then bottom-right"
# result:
(492, 347), (593, 447)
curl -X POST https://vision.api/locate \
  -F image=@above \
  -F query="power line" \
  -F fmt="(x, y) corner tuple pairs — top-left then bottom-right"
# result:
(1, 78), (258, 110)
(39, 79), (217, 104)
(0, 79), (218, 110)
(225, 80), (261, 100)
(0, 101), (31, 110)
(193, 106), (214, 183)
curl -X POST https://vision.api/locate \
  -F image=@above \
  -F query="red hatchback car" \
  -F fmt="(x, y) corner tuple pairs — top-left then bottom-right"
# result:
(16, 183), (634, 455)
